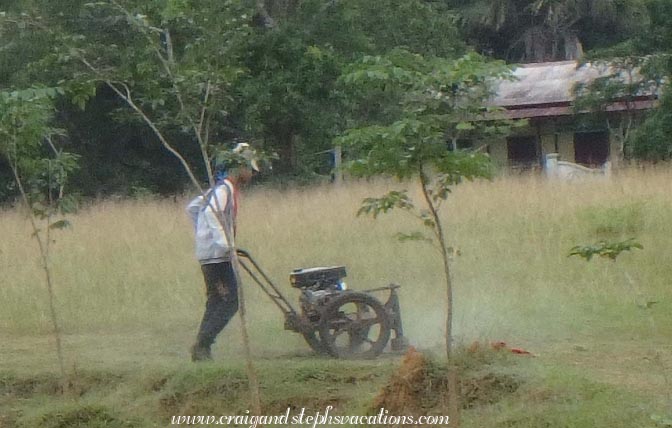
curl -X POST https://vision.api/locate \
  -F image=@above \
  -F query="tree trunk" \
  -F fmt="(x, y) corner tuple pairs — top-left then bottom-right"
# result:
(253, 0), (275, 28)
(418, 170), (453, 357)
(418, 168), (461, 427)
(274, 130), (298, 175)
(564, 32), (584, 60)
(229, 251), (263, 416)
(10, 161), (66, 382)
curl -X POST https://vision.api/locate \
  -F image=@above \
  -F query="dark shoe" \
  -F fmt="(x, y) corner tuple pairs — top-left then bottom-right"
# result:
(190, 344), (212, 362)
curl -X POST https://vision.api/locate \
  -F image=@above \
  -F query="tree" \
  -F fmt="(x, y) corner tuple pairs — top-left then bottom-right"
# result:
(0, 0), (238, 197)
(571, 0), (672, 162)
(573, 55), (667, 162)
(237, 23), (344, 176)
(81, 0), (263, 412)
(630, 90), (672, 161)
(338, 49), (520, 357)
(237, 0), (465, 177)
(617, 0), (672, 161)
(338, 49), (522, 426)
(451, 0), (648, 62)
(0, 87), (79, 382)
(0, 0), (466, 192)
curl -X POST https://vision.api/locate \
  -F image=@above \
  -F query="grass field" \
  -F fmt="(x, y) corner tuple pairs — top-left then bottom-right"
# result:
(1, 169), (672, 427)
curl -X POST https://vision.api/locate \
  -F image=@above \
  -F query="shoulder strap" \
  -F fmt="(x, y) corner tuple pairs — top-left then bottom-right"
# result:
(203, 182), (233, 213)
(221, 181), (233, 215)
(201, 189), (214, 212)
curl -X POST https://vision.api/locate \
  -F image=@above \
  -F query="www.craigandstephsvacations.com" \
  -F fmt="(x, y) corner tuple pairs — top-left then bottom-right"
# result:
(170, 406), (451, 427)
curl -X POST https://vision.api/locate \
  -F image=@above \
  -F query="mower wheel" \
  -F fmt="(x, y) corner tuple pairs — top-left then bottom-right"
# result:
(318, 292), (391, 359)
(302, 331), (329, 355)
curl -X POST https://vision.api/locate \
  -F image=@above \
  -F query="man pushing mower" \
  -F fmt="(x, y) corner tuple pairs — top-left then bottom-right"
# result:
(186, 143), (407, 361)
(186, 142), (259, 362)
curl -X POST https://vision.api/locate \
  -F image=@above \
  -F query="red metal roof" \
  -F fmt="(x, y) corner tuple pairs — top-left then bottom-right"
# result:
(501, 99), (657, 119)
(490, 61), (660, 119)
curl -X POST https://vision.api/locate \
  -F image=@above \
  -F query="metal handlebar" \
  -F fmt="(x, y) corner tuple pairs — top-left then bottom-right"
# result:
(235, 248), (298, 316)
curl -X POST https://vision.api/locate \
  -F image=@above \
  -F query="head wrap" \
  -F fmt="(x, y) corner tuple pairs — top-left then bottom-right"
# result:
(214, 164), (228, 184)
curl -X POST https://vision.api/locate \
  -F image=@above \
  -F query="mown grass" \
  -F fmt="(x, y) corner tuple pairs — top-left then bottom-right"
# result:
(0, 350), (666, 428)
(1, 168), (672, 426)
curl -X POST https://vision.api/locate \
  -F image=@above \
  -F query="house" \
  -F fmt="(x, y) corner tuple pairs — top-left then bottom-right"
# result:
(484, 61), (658, 170)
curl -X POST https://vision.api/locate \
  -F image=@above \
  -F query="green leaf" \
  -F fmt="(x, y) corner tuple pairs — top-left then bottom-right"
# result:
(357, 191), (414, 218)
(395, 232), (432, 243)
(30, 201), (48, 217)
(49, 219), (71, 230)
(419, 210), (436, 228)
(568, 239), (643, 262)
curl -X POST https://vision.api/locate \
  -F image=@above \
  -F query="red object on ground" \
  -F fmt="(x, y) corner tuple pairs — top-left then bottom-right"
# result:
(466, 341), (535, 356)
(491, 341), (534, 355)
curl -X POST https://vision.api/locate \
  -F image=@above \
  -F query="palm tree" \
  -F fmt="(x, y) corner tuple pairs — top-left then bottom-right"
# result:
(451, 0), (648, 62)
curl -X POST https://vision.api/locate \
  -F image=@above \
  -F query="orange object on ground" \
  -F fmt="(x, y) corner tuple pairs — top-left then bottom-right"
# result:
(467, 341), (535, 356)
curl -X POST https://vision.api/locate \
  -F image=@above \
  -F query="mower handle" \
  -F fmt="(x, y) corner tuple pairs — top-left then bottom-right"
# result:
(233, 248), (299, 317)
(236, 248), (251, 259)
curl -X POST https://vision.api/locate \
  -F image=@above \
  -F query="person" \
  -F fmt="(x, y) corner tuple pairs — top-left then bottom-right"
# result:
(187, 143), (259, 361)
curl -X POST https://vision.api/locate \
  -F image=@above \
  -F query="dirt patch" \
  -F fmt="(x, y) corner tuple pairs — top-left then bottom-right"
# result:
(372, 347), (432, 414)
(372, 347), (521, 415)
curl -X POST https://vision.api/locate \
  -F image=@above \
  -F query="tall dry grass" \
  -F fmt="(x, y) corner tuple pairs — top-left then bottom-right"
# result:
(1, 168), (671, 357)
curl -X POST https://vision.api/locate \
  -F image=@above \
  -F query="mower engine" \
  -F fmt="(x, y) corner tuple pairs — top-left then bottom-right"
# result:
(290, 266), (347, 320)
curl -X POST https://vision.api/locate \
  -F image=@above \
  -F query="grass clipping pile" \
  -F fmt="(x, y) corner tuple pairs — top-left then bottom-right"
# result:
(372, 347), (520, 416)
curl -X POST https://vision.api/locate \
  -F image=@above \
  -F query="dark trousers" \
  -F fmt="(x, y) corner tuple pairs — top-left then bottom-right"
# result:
(195, 262), (239, 348)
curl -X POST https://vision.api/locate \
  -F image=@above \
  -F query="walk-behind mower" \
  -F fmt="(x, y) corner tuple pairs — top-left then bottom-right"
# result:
(236, 249), (408, 359)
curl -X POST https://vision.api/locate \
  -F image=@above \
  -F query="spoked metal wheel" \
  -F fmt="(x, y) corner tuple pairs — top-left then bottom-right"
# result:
(318, 292), (391, 359)
(302, 331), (329, 354)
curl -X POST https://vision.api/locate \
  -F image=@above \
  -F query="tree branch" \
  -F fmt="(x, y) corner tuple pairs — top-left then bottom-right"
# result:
(199, 81), (214, 186)
(108, 0), (214, 185)
(79, 55), (204, 193)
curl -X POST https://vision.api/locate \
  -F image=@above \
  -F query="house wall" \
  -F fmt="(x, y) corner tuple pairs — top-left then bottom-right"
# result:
(486, 121), (596, 167)
(609, 135), (621, 166)
(557, 132), (575, 163)
(540, 134), (556, 158)
(487, 137), (508, 167)
(536, 120), (576, 163)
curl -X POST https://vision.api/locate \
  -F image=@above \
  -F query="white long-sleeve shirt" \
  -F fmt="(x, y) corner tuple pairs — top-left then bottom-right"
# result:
(187, 180), (236, 264)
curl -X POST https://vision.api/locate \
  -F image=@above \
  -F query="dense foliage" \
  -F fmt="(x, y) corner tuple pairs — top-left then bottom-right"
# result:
(0, 0), (671, 200)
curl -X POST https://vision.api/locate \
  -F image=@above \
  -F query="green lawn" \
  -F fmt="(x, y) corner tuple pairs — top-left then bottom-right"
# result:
(2, 170), (672, 427)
